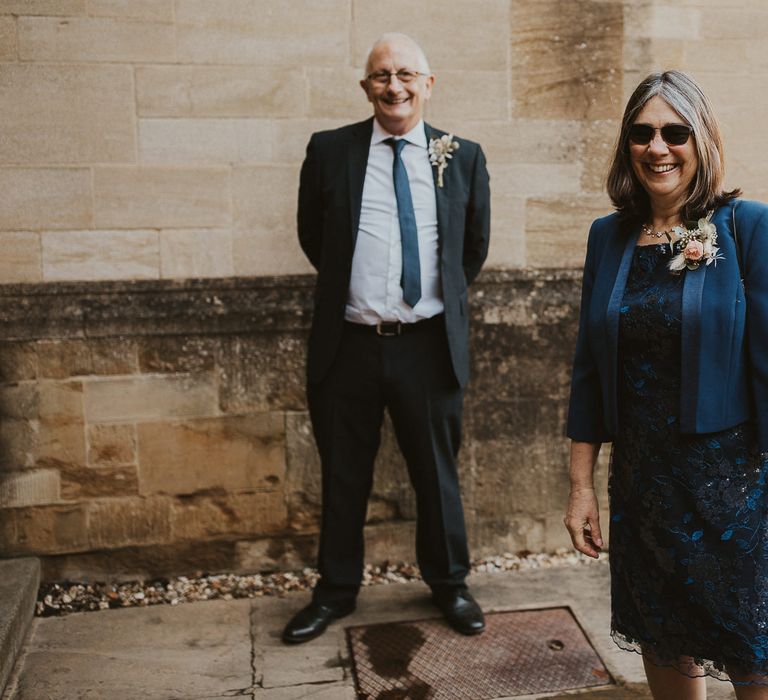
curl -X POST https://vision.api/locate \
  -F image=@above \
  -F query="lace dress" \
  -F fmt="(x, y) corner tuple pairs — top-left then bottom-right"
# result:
(610, 243), (768, 683)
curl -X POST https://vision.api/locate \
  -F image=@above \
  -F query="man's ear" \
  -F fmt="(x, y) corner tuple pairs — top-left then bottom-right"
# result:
(424, 75), (436, 100)
(360, 79), (373, 103)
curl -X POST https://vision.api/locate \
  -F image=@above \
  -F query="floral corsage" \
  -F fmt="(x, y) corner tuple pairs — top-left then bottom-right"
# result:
(668, 212), (722, 272)
(428, 134), (459, 187)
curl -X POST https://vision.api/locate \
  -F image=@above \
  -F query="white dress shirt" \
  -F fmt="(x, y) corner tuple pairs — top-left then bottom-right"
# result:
(345, 118), (443, 324)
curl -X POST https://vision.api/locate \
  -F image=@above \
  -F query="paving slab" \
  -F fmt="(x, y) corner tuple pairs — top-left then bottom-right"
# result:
(0, 558), (39, 697)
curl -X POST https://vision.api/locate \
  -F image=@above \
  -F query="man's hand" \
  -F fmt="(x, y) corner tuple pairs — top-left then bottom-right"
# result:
(564, 486), (603, 559)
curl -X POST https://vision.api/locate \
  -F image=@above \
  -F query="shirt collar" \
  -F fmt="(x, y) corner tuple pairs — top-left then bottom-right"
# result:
(371, 118), (427, 149)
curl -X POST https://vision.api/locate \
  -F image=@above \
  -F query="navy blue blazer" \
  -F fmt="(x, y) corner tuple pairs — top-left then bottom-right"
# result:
(567, 199), (768, 451)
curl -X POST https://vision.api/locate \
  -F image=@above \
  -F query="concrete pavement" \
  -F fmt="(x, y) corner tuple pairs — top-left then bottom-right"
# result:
(3, 561), (737, 699)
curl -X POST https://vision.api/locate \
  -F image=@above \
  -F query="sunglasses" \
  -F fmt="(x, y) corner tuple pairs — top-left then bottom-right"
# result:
(628, 123), (692, 146)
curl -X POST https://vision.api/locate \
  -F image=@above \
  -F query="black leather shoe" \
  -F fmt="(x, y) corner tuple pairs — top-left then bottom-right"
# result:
(282, 600), (356, 644)
(432, 589), (485, 635)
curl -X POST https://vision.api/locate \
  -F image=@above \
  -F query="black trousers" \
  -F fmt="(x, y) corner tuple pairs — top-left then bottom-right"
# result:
(308, 317), (470, 604)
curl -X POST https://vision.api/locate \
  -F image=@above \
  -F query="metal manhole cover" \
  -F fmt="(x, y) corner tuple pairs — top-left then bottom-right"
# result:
(346, 606), (613, 699)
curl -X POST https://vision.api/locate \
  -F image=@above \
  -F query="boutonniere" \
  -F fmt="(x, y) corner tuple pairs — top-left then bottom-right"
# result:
(428, 134), (459, 188)
(668, 212), (722, 272)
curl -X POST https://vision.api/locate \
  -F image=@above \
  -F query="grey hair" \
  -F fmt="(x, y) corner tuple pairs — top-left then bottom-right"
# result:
(606, 70), (739, 222)
(363, 33), (431, 77)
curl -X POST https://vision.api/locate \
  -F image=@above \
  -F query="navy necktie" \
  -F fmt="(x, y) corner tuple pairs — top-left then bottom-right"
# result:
(388, 138), (421, 308)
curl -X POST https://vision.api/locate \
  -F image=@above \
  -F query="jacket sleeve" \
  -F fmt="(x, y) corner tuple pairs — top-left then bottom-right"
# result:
(297, 134), (323, 271)
(566, 221), (611, 443)
(462, 144), (491, 286)
(740, 204), (768, 451)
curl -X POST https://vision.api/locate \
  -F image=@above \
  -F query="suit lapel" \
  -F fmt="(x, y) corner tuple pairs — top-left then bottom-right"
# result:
(424, 123), (449, 254)
(347, 118), (374, 250)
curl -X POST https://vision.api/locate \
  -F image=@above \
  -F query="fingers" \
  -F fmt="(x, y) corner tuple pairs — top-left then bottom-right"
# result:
(563, 514), (603, 559)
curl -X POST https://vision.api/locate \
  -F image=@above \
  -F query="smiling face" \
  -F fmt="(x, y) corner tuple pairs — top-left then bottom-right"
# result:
(629, 95), (698, 214)
(360, 37), (435, 136)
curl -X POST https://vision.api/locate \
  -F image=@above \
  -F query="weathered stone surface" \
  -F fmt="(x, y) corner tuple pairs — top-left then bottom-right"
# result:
(0, 16), (15, 59)
(0, 168), (91, 230)
(137, 414), (285, 496)
(0, 343), (38, 383)
(232, 229), (315, 277)
(93, 167), (230, 229)
(136, 66), (306, 118)
(0, 232), (41, 283)
(510, 0), (623, 120)
(489, 163), (581, 197)
(1, 503), (89, 556)
(270, 118), (348, 164)
(169, 490), (287, 540)
(580, 120), (621, 193)
(87, 0), (173, 21)
(0, 64), (135, 164)
(235, 534), (317, 573)
(626, 3), (701, 39)
(88, 496), (172, 549)
(138, 336), (216, 375)
(84, 374), (218, 423)
(159, 229), (234, 279)
(60, 464), (138, 500)
(42, 230), (160, 282)
(87, 423), (136, 466)
(36, 381), (87, 470)
(306, 67), (371, 121)
(0, 468), (59, 508)
(18, 16), (175, 62)
(429, 70), (510, 123)
(0, 0), (84, 14)
(139, 118), (272, 165)
(351, 0), (509, 71)
(174, 0), (348, 66)
(34, 339), (91, 379)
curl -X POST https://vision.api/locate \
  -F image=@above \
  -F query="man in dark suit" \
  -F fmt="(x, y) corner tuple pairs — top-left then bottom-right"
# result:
(282, 32), (491, 644)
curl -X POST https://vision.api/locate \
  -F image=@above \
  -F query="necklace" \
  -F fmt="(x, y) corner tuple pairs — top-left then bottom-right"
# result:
(641, 222), (680, 239)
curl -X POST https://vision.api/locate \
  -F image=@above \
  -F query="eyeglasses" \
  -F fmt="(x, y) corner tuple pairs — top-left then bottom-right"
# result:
(628, 123), (692, 146)
(366, 69), (426, 86)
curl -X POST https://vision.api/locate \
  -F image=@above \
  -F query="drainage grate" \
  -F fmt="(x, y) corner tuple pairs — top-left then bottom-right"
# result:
(346, 606), (613, 699)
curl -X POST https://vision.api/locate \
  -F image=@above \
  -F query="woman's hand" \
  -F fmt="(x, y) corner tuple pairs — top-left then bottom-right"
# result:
(564, 486), (603, 558)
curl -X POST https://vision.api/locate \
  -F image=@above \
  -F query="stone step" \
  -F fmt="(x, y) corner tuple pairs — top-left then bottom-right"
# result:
(0, 558), (40, 696)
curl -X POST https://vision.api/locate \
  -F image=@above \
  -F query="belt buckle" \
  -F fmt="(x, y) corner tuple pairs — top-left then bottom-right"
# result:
(376, 321), (401, 336)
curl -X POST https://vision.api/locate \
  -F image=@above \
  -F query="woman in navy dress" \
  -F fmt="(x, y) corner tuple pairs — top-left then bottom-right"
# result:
(565, 70), (768, 698)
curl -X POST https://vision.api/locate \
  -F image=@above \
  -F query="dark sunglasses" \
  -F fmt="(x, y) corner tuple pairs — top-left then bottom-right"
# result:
(628, 123), (692, 146)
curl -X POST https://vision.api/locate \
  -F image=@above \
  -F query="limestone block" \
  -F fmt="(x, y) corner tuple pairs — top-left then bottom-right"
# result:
(174, 0), (348, 66)
(18, 16), (175, 62)
(0, 0), (84, 14)
(0, 168), (91, 230)
(60, 464), (138, 499)
(271, 118), (349, 164)
(217, 334), (307, 414)
(138, 337), (216, 375)
(526, 195), (611, 268)
(623, 37), (686, 73)
(351, 0), (509, 71)
(36, 381), (87, 469)
(160, 229), (234, 279)
(306, 67), (372, 121)
(235, 535), (317, 572)
(0, 343), (38, 383)
(580, 120), (621, 193)
(136, 414), (285, 496)
(485, 195), (526, 269)
(35, 339), (92, 379)
(139, 118), (272, 165)
(0, 232), (41, 283)
(136, 65), (306, 118)
(428, 71), (509, 123)
(87, 0), (173, 21)
(231, 165), (297, 233)
(364, 521), (417, 566)
(511, 0), (623, 120)
(11, 504), (89, 555)
(90, 338), (139, 375)
(458, 119), (581, 166)
(232, 229), (315, 277)
(42, 230), (160, 282)
(2, 64), (134, 164)
(488, 163), (581, 197)
(87, 423), (136, 466)
(169, 490), (287, 540)
(93, 167), (230, 228)
(0, 16), (15, 59)
(624, 3), (701, 39)
(88, 496), (172, 548)
(0, 468), (59, 508)
(284, 411), (321, 532)
(84, 374), (218, 423)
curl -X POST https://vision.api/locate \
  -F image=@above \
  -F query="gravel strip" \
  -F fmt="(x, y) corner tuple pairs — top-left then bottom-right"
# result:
(36, 548), (607, 617)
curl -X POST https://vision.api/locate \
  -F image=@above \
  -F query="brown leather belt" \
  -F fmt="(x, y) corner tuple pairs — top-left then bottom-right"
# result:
(344, 314), (444, 337)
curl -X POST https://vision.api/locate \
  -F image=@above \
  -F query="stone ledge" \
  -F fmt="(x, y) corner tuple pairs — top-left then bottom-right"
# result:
(0, 557), (40, 696)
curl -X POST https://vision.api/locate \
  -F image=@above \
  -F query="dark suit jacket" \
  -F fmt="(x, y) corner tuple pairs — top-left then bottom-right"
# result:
(297, 117), (491, 388)
(567, 199), (768, 451)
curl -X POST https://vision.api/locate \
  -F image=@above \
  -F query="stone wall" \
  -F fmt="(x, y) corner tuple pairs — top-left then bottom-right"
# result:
(2, 0), (767, 283)
(0, 273), (610, 580)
